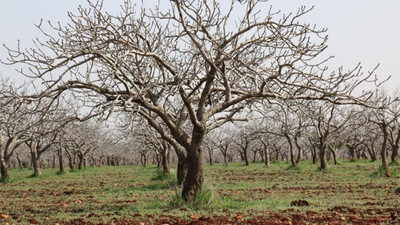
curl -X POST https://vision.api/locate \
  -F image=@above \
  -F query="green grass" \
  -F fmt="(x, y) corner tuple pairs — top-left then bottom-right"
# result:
(0, 160), (399, 224)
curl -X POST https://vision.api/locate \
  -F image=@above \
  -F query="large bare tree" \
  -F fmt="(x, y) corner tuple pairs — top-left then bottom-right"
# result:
(3, 0), (375, 200)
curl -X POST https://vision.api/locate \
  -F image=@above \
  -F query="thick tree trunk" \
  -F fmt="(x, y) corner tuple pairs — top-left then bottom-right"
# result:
(319, 146), (328, 170)
(31, 151), (42, 177)
(0, 159), (10, 181)
(182, 146), (204, 202)
(78, 154), (84, 170)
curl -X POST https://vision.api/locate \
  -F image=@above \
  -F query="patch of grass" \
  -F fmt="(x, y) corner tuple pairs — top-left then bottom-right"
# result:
(370, 166), (398, 178)
(170, 185), (216, 210)
(55, 171), (67, 176)
(151, 169), (174, 181)
(286, 165), (301, 171)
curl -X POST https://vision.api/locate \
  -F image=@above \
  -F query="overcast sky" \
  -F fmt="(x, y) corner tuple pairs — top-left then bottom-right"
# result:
(1, 0), (399, 92)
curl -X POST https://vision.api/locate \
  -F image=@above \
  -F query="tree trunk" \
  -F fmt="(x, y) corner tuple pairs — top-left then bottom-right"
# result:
(58, 148), (65, 173)
(367, 146), (377, 162)
(0, 158), (10, 181)
(141, 153), (147, 167)
(294, 133), (303, 165)
(311, 146), (318, 164)
(347, 145), (357, 161)
(207, 146), (213, 166)
(252, 150), (257, 163)
(391, 145), (399, 164)
(182, 146), (204, 202)
(161, 146), (171, 174)
(31, 151), (42, 177)
(68, 156), (75, 170)
(259, 148), (265, 163)
(329, 146), (338, 165)
(381, 125), (390, 176)
(16, 154), (24, 170)
(264, 147), (270, 167)
(177, 153), (188, 185)
(78, 154), (84, 170)
(222, 153), (228, 166)
(285, 134), (297, 167)
(319, 145), (328, 170)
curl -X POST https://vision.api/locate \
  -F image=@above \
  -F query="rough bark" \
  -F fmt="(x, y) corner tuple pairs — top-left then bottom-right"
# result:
(31, 151), (42, 177)
(182, 146), (204, 202)
(319, 145), (328, 170)
(161, 145), (171, 174)
(0, 159), (10, 181)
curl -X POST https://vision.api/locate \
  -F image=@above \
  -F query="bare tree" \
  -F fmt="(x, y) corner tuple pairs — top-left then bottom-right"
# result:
(306, 102), (356, 170)
(367, 90), (398, 176)
(0, 82), (34, 180)
(3, 0), (376, 200)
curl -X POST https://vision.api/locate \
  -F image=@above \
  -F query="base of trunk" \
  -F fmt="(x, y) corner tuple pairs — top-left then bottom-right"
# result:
(182, 147), (204, 202)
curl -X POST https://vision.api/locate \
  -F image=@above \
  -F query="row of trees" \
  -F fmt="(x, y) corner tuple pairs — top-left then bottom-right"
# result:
(0, 0), (395, 201)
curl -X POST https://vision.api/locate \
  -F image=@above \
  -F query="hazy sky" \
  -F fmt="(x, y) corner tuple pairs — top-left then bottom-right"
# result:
(1, 0), (399, 91)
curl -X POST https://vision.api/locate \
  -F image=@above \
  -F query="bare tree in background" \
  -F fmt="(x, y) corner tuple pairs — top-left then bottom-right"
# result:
(3, 0), (376, 200)
(367, 90), (398, 176)
(0, 81), (34, 181)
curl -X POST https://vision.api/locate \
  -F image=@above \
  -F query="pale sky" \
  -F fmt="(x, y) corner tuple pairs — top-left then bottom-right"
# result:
(1, 0), (399, 92)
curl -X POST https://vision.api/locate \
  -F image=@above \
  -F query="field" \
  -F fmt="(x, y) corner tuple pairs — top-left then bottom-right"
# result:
(0, 160), (399, 224)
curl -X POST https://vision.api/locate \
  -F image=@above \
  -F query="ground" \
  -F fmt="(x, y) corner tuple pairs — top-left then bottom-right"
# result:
(0, 160), (399, 224)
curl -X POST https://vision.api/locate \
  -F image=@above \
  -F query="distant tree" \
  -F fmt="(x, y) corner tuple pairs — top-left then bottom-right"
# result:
(367, 90), (398, 176)
(0, 82), (34, 181)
